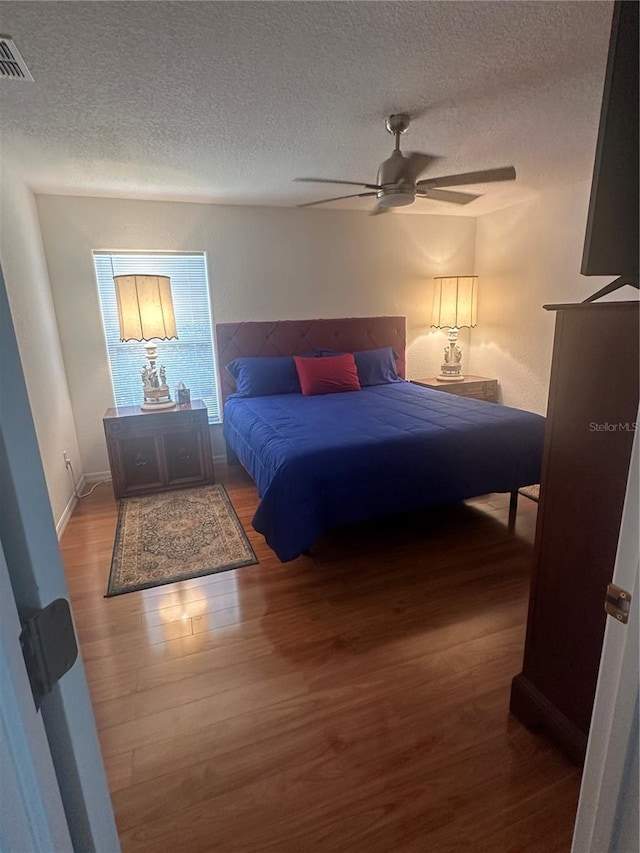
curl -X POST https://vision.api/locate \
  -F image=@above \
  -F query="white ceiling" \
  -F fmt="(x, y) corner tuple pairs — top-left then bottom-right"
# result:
(0, 1), (612, 216)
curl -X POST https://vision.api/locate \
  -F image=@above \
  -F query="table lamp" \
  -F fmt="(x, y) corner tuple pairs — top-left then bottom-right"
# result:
(431, 275), (478, 381)
(113, 274), (178, 410)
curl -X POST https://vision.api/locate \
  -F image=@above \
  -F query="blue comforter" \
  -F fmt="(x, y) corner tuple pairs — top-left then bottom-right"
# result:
(223, 382), (545, 561)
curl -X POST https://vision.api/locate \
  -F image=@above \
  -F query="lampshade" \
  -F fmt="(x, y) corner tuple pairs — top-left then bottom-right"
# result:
(431, 276), (478, 330)
(113, 274), (178, 342)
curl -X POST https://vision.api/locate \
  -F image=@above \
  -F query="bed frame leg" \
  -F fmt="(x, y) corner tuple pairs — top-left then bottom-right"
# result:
(226, 442), (240, 466)
(508, 491), (518, 533)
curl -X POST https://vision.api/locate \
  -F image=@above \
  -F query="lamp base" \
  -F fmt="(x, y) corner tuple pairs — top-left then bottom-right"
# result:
(438, 328), (464, 382)
(141, 399), (176, 411)
(437, 372), (465, 382)
(141, 382), (175, 410)
(139, 347), (175, 411)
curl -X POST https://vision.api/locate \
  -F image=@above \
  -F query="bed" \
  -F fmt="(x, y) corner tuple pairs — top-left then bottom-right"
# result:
(216, 317), (545, 562)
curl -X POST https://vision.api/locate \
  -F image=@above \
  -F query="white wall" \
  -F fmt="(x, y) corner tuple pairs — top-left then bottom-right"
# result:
(0, 165), (81, 528)
(470, 181), (613, 414)
(36, 195), (476, 476)
(25, 182), (624, 511)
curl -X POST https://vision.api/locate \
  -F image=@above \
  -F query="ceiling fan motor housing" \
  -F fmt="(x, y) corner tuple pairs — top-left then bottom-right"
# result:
(377, 150), (416, 207)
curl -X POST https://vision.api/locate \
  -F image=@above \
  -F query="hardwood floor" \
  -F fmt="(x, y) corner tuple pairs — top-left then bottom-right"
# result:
(60, 466), (581, 852)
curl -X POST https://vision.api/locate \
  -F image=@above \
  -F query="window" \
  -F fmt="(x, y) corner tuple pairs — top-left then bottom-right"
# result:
(93, 252), (220, 422)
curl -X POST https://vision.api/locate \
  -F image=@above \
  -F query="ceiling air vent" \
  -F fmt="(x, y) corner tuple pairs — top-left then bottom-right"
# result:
(0, 36), (34, 81)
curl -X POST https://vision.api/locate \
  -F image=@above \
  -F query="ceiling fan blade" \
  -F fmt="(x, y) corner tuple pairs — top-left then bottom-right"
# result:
(417, 166), (516, 189)
(369, 203), (391, 217)
(297, 192), (377, 209)
(417, 188), (480, 205)
(294, 177), (380, 190)
(403, 152), (437, 182)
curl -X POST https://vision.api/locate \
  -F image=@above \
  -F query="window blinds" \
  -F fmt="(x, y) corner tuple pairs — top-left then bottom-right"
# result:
(93, 252), (220, 423)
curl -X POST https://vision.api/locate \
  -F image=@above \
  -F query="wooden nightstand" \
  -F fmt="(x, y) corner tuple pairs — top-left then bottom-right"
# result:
(103, 400), (214, 499)
(411, 375), (499, 403)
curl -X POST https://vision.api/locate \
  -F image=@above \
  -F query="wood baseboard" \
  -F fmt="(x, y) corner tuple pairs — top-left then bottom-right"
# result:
(56, 491), (78, 540)
(510, 673), (587, 765)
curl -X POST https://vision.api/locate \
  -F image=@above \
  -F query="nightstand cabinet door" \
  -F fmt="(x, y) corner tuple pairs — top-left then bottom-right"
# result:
(117, 435), (163, 492)
(103, 401), (214, 499)
(163, 428), (209, 485)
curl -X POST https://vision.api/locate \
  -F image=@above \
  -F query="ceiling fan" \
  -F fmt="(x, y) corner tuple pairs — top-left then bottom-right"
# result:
(295, 114), (516, 215)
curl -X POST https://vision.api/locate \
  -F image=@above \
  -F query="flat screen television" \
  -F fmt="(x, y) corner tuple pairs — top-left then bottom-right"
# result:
(581, 0), (638, 282)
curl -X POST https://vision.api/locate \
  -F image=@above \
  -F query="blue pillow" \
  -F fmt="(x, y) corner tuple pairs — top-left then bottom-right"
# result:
(225, 356), (301, 397)
(314, 347), (401, 385)
(353, 347), (401, 386)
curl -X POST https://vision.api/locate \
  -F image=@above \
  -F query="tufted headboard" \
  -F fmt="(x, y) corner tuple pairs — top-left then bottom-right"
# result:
(215, 316), (406, 407)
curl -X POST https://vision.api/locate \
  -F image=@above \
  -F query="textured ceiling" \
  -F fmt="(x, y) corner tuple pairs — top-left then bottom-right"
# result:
(0, 1), (612, 216)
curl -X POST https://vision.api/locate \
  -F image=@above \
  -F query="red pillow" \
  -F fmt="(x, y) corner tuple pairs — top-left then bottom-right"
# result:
(294, 353), (361, 396)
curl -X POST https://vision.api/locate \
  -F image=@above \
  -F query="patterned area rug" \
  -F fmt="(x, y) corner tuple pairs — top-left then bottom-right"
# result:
(106, 485), (257, 597)
(518, 484), (540, 502)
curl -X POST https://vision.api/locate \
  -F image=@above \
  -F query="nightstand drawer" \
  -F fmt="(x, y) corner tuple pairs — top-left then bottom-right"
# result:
(412, 376), (499, 403)
(440, 381), (497, 402)
(104, 408), (206, 437)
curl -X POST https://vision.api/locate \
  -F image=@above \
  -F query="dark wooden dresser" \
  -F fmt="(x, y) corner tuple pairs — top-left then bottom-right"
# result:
(103, 400), (214, 499)
(510, 301), (639, 763)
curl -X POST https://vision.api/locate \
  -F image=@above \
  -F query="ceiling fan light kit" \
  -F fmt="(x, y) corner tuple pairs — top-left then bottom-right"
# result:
(295, 114), (516, 215)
